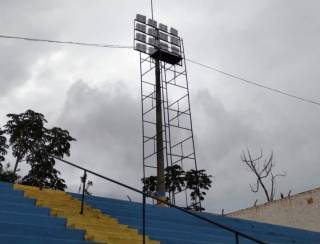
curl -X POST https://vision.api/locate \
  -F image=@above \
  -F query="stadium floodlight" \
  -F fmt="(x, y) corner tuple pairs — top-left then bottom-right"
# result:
(159, 23), (168, 32)
(170, 36), (180, 46)
(147, 18), (157, 28)
(170, 27), (178, 37)
(134, 13), (183, 65)
(136, 14), (146, 23)
(135, 13), (201, 209)
(136, 23), (146, 33)
(159, 32), (168, 42)
(148, 28), (157, 37)
(135, 33), (146, 43)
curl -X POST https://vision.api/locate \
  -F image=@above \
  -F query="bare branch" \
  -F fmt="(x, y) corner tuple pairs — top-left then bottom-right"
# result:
(241, 149), (286, 203)
(249, 178), (259, 193)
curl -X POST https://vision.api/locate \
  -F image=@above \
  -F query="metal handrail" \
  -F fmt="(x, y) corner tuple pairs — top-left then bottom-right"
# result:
(53, 156), (265, 244)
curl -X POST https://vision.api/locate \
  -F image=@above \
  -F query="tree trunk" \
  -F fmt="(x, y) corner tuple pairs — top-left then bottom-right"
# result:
(13, 156), (20, 176)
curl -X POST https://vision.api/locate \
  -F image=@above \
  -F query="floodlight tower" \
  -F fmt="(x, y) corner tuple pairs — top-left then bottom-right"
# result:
(134, 14), (200, 208)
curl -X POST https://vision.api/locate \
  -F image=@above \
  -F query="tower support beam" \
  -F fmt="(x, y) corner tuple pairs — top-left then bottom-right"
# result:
(155, 57), (166, 203)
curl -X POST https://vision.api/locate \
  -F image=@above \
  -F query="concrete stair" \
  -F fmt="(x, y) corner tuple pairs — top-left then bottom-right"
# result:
(14, 183), (159, 244)
(2, 180), (320, 244)
(70, 193), (320, 244)
(0, 181), (91, 244)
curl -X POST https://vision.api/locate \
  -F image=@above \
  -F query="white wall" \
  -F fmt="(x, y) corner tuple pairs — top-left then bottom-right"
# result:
(228, 187), (320, 232)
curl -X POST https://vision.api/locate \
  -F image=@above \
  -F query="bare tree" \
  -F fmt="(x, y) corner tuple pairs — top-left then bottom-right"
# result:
(241, 149), (286, 202)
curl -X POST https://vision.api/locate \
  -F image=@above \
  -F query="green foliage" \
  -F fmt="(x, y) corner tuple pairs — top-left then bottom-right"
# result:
(5, 110), (47, 162)
(142, 175), (158, 194)
(141, 165), (212, 211)
(0, 127), (8, 165)
(4, 109), (75, 190)
(185, 169), (212, 211)
(165, 165), (186, 193)
(0, 163), (20, 183)
(21, 150), (67, 190)
(44, 127), (74, 158)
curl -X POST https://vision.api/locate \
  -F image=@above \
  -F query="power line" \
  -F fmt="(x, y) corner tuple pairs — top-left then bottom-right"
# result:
(186, 58), (320, 107)
(0, 33), (319, 107)
(0, 34), (133, 49)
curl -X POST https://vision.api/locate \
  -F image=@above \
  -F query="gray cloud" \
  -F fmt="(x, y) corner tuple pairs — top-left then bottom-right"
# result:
(0, 0), (320, 213)
(55, 80), (143, 200)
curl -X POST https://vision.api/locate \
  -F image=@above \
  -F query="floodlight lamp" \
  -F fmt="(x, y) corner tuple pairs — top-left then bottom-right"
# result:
(170, 27), (178, 37)
(136, 23), (146, 33)
(159, 23), (168, 32)
(170, 36), (180, 46)
(135, 33), (146, 43)
(159, 32), (168, 42)
(136, 43), (147, 53)
(171, 46), (180, 56)
(136, 14), (146, 23)
(148, 28), (157, 37)
(148, 19), (157, 28)
(148, 37), (159, 47)
(160, 42), (169, 51)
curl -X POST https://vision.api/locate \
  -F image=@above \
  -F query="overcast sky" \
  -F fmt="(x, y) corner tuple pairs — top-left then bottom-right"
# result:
(1, 0), (320, 213)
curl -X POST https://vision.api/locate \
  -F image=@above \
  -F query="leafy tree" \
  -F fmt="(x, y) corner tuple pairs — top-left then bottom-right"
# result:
(0, 127), (8, 168)
(21, 149), (67, 190)
(141, 165), (212, 211)
(142, 175), (158, 195)
(185, 169), (212, 211)
(5, 110), (47, 174)
(0, 163), (20, 183)
(5, 109), (75, 190)
(165, 165), (186, 193)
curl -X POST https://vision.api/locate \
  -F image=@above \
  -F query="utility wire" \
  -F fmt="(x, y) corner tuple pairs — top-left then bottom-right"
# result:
(186, 58), (320, 107)
(0, 33), (319, 107)
(0, 34), (132, 49)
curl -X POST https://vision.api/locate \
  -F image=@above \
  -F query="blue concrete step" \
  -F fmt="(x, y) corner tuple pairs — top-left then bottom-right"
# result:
(0, 200), (50, 215)
(72, 192), (320, 244)
(79, 200), (301, 238)
(0, 234), (93, 244)
(0, 222), (84, 240)
(0, 210), (67, 227)
(0, 182), (90, 244)
(0, 194), (36, 204)
(114, 216), (303, 244)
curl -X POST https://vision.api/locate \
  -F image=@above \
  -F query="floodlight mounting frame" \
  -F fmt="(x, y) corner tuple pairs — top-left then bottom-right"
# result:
(136, 18), (202, 209)
(134, 18), (183, 66)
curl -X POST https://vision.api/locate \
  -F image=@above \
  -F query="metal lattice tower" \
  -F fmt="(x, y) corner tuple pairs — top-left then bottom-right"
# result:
(134, 14), (200, 209)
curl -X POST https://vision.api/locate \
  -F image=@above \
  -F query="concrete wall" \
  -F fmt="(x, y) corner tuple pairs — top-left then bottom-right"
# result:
(228, 187), (320, 232)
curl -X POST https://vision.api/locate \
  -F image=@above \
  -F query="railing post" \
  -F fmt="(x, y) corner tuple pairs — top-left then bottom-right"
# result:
(142, 192), (146, 244)
(80, 170), (87, 215)
(53, 156), (265, 244)
(235, 232), (239, 244)
(142, 190), (146, 244)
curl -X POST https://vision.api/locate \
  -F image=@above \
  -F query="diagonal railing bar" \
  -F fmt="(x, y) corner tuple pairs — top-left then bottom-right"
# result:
(52, 156), (266, 244)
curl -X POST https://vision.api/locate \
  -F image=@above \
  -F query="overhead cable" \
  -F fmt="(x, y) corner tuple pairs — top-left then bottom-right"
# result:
(0, 34), (133, 49)
(186, 58), (320, 107)
(0, 33), (319, 107)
